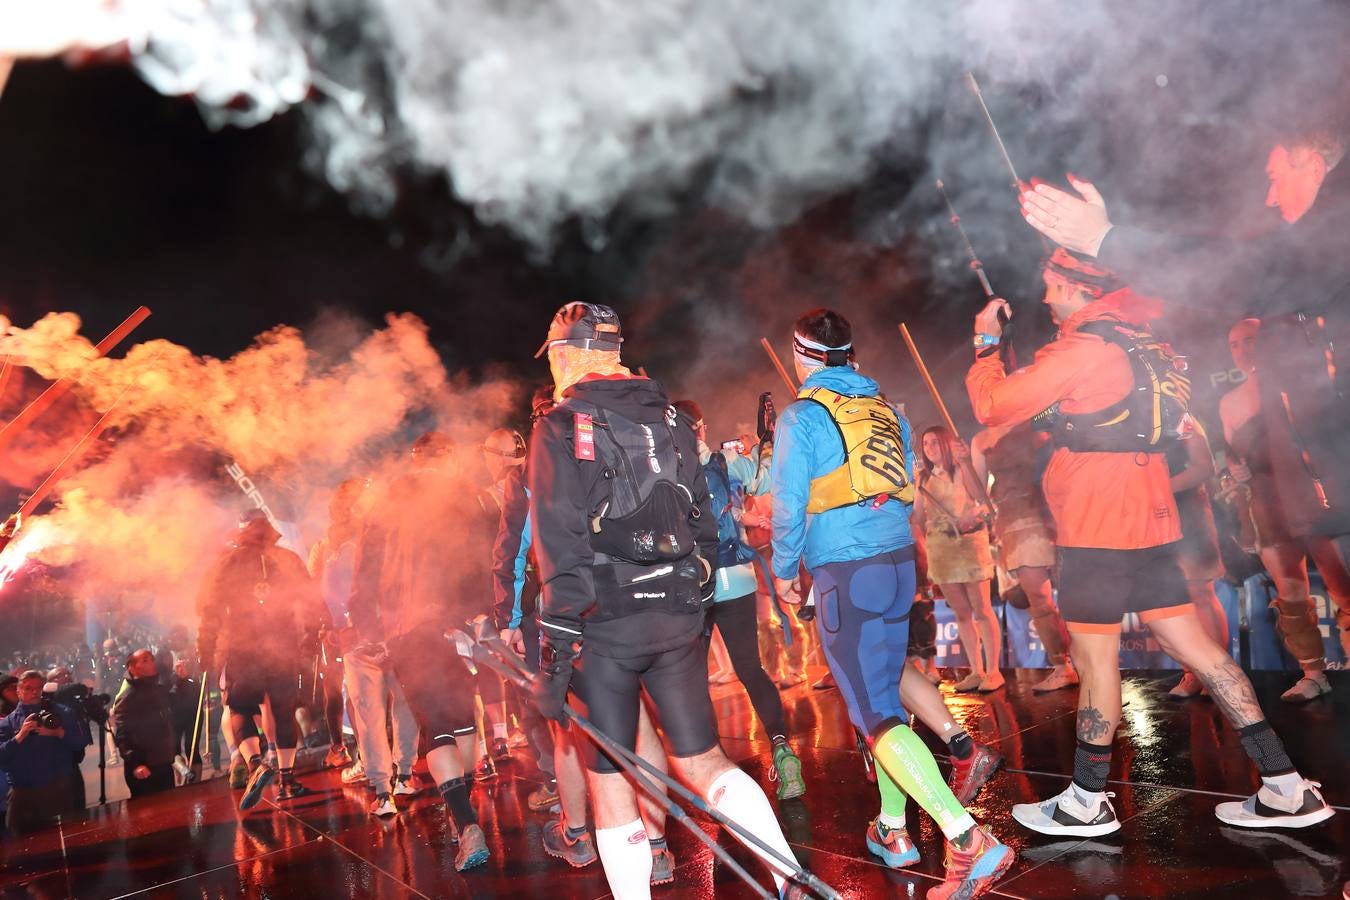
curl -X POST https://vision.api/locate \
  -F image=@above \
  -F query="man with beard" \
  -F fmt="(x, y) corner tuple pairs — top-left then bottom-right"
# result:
(967, 250), (1333, 837)
(348, 432), (492, 871)
(197, 510), (328, 811)
(1020, 130), (1350, 668)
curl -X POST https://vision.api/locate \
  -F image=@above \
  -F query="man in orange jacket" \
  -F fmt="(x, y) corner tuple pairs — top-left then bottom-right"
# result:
(966, 250), (1332, 837)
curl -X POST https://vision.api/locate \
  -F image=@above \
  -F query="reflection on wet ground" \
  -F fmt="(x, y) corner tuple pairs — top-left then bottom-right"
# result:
(2, 668), (1344, 898)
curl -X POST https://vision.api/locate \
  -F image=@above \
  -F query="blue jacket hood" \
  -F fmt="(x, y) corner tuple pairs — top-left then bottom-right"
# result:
(800, 366), (880, 397)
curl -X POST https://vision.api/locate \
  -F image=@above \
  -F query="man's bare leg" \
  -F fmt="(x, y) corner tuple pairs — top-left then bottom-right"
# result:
(1147, 612), (1331, 828)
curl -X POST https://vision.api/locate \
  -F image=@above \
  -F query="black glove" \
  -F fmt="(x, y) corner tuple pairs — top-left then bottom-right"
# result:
(796, 596), (816, 623)
(533, 634), (579, 722)
(756, 392), (777, 446)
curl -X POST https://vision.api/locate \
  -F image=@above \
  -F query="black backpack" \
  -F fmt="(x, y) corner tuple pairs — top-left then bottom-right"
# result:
(1034, 317), (1192, 453)
(571, 402), (702, 566)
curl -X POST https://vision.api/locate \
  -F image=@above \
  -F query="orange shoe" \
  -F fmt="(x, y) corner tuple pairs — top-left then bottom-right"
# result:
(927, 825), (1014, 900)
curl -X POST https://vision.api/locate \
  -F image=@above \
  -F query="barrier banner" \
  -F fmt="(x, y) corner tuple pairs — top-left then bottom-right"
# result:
(928, 582), (1334, 671)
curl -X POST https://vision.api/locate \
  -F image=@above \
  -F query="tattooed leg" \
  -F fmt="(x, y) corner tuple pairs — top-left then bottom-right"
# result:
(1069, 632), (1122, 745)
(1149, 614), (1266, 727)
(1076, 693), (1114, 742)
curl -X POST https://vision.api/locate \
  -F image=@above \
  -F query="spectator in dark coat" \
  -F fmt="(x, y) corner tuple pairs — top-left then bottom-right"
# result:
(110, 651), (177, 798)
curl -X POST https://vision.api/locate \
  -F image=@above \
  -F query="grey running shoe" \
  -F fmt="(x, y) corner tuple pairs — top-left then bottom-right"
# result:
(542, 819), (598, 868)
(650, 845), (675, 885)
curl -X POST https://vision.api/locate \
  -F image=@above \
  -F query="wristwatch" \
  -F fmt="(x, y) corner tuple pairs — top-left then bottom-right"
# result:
(973, 333), (1001, 350)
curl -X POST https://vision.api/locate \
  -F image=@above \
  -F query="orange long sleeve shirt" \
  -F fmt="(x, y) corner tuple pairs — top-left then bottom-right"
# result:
(965, 300), (1180, 551)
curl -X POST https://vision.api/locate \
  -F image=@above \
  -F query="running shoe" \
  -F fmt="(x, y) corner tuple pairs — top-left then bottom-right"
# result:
(476, 754), (498, 780)
(239, 764), (277, 811)
(370, 793), (397, 818)
(1215, 778), (1334, 829)
(527, 781), (561, 812)
(811, 671), (836, 691)
(491, 737), (511, 761)
(392, 775), (418, 797)
(229, 760), (249, 790)
(865, 818), (919, 869)
(276, 777), (313, 801)
(325, 744), (353, 769)
(454, 824), (491, 871)
(340, 760), (367, 786)
(1281, 674), (1332, 703)
(1012, 784), (1120, 837)
(927, 824), (1014, 900)
(950, 744), (1004, 806)
(650, 844), (675, 885)
(771, 741), (806, 800)
(542, 819), (597, 868)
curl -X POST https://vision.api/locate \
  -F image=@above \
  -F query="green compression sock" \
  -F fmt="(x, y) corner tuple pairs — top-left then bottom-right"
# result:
(873, 723), (975, 841)
(875, 758), (909, 828)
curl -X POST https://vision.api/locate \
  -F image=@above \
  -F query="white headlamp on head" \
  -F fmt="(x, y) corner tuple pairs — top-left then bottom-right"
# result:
(792, 332), (854, 371)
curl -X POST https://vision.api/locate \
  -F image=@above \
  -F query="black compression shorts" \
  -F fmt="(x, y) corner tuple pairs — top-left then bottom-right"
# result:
(571, 636), (720, 774)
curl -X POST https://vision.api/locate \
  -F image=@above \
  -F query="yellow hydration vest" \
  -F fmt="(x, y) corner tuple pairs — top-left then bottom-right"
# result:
(799, 387), (914, 513)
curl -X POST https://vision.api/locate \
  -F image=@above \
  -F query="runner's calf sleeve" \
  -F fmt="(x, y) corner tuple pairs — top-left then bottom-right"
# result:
(1238, 721), (1295, 777)
(875, 760), (909, 828)
(872, 723), (975, 841)
(707, 767), (797, 890)
(594, 819), (653, 900)
(1073, 739), (1112, 793)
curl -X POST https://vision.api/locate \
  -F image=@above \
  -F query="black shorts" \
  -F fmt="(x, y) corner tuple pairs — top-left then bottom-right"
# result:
(224, 656), (300, 714)
(385, 631), (477, 746)
(571, 636), (719, 774)
(1057, 543), (1193, 633)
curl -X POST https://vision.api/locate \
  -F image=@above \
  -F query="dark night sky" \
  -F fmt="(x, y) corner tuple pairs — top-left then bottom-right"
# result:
(0, 18), (1342, 441)
(0, 58), (1049, 443)
(0, 60), (593, 372)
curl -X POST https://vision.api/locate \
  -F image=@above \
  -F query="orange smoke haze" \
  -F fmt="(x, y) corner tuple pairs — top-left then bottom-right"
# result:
(0, 310), (519, 629)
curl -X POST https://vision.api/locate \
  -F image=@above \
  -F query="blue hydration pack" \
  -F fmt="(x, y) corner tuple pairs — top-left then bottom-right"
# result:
(705, 451), (758, 570)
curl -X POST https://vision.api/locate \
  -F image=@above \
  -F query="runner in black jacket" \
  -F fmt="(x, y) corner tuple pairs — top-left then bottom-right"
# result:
(528, 301), (807, 900)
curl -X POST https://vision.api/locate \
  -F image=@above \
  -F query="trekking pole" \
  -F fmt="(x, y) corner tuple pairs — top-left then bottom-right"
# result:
(176, 672), (208, 783)
(897, 324), (960, 439)
(935, 178), (1016, 370)
(759, 338), (798, 394)
(468, 643), (776, 900)
(472, 633), (840, 900)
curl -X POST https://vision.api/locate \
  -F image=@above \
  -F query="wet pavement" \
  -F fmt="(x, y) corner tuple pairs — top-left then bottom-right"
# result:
(2, 667), (1345, 898)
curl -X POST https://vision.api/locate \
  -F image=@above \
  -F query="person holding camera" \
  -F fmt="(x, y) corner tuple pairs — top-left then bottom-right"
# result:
(0, 670), (85, 835)
(45, 666), (98, 810)
(110, 651), (177, 797)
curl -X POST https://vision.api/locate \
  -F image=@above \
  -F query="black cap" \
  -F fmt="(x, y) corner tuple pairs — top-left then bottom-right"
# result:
(534, 302), (623, 358)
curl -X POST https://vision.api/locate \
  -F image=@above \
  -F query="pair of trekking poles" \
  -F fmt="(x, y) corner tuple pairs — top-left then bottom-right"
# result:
(459, 620), (839, 900)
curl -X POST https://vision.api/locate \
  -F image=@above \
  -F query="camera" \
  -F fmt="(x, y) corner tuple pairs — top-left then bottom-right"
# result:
(52, 682), (111, 727)
(32, 684), (62, 729)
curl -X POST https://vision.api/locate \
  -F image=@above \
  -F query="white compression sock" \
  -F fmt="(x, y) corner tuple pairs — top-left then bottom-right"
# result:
(707, 767), (797, 891)
(594, 818), (653, 900)
(493, 722), (508, 741)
